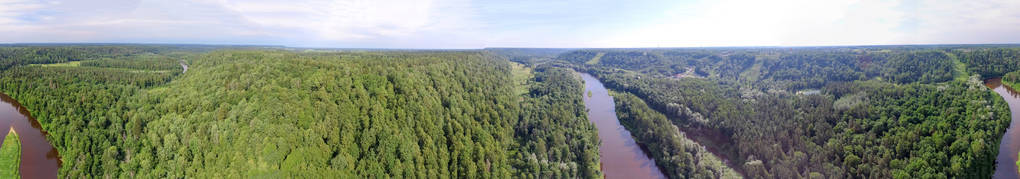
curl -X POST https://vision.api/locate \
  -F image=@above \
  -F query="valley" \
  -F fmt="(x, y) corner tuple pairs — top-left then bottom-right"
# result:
(0, 45), (1018, 178)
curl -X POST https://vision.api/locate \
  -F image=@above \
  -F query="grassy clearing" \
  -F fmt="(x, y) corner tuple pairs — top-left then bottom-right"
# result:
(0, 128), (20, 178)
(585, 52), (605, 65)
(128, 70), (175, 73)
(29, 61), (80, 67)
(740, 61), (763, 82)
(28, 60), (177, 74)
(947, 52), (970, 82)
(509, 62), (533, 97)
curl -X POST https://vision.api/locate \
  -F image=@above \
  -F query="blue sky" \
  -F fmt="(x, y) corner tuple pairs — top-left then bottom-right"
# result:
(1, 0), (1018, 48)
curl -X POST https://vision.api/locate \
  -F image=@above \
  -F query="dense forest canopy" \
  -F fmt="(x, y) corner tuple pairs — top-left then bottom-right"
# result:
(0, 46), (600, 178)
(1, 44), (1019, 178)
(611, 91), (740, 178)
(538, 45), (1019, 178)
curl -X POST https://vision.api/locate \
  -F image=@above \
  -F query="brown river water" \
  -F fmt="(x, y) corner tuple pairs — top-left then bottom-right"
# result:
(0, 60), (183, 178)
(580, 73), (666, 179)
(0, 92), (60, 179)
(987, 78), (1020, 179)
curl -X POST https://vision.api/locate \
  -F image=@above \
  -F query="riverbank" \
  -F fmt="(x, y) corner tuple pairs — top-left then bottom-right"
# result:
(0, 92), (61, 179)
(180, 60), (189, 73)
(579, 72), (666, 179)
(610, 91), (741, 178)
(1007, 81), (1020, 91)
(986, 78), (1020, 179)
(1003, 72), (1020, 90)
(1, 127), (20, 178)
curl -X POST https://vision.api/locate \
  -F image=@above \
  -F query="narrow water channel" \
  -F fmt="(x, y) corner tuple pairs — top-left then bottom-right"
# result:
(987, 78), (1020, 179)
(579, 73), (666, 179)
(0, 92), (59, 178)
(180, 60), (189, 73)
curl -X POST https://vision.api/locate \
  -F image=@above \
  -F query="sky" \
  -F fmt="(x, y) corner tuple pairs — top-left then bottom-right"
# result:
(0, 0), (1019, 48)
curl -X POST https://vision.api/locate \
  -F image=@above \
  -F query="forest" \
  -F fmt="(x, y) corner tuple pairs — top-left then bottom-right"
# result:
(1004, 70), (1020, 89)
(543, 46), (1019, 178)
(957, 48), (1020, 78)
(0, 46), (600, 178)
(1, 45), (1019, 178)
(611, 91), (739, 178)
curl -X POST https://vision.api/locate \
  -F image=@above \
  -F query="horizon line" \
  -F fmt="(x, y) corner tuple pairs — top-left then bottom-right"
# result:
(2, 42), (1019, 50)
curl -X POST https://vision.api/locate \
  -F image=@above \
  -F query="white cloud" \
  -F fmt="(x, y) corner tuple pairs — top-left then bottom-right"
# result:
(599, 0), (1020, 47)
(599, 0), (897, 47)
(778, 0), (906, 46)
(0, 0), (1017, 48)
(220, 0), (431, 40)
(0, 0), (479, 47)
(0, 0), (263, 43)
(0, 0), (46, 25)
(204, 0), (480, 46)
(902, 0), (1020, 44)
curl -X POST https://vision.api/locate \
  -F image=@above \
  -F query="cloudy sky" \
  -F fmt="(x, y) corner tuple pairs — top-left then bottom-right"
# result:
(1, 0), (1018, 48)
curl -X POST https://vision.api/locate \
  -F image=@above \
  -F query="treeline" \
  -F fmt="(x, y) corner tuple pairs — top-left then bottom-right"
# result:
(3, 66), (178, 87)
(483, 48), (573, 64)
(0, 48), (601, 178)
(0, 46), (166, 70)
(611, 91), (740, 178)
(558, 48), (973, 91)
(881, 51), (954, 83)
(1005, 71), (1020, 89)
(957, 48), (1020, 77)
(762, 51), (873, 89)
(0, 45), (241, 71)
(80, 55), (182, 71)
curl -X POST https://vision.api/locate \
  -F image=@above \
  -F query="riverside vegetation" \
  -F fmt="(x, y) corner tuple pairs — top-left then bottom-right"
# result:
(0, 46), (600, 178)
(1, 129), (20, 178)
(2, 45), (1020, 178)
(537, 46), (1019, 178)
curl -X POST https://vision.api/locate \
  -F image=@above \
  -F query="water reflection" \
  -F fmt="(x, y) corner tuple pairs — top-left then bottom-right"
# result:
(986, 78), (1020, 179)
(0, 92), (60, 179)
(579, 73), (666, 179)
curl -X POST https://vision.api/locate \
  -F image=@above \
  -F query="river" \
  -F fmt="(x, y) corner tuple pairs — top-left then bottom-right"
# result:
(0, 92), (59, 179)
(579, 73), (666, 179)
(987, 78), (1020, 179)
(180, 60), (189, 73)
